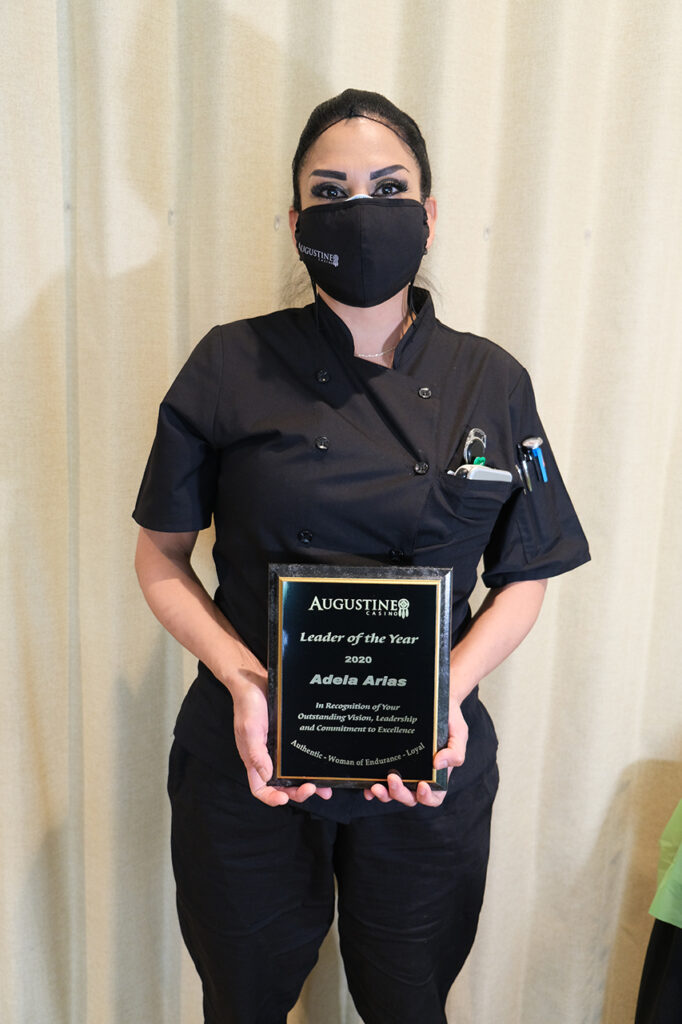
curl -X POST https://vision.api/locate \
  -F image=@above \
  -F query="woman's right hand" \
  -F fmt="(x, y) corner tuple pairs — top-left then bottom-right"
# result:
(230, 666), (333, 807)
(134, 528), (332, 808)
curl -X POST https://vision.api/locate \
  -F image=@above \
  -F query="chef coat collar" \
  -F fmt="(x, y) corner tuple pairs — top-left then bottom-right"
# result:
(313, 287), (435, 370)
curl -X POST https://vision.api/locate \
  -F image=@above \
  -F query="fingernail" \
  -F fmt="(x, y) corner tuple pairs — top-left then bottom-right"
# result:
(434, 759), (446, 769)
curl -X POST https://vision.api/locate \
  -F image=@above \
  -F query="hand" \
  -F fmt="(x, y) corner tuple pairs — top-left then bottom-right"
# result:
(231, 667), (332, 807)
(362, 700), (468, 808)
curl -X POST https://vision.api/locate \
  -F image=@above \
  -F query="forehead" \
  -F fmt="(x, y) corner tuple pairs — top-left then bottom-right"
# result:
(300, 117), (419, 175)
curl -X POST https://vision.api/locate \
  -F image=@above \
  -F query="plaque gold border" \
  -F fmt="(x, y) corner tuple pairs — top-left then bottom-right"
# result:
(274, 573), (446, 785)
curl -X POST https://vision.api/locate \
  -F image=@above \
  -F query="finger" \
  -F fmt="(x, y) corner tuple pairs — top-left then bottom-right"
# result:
(415, 780), (447, 807)
(386, 773), (417, 807)
(248, 772), (289, 806)
(272, 781), (333, 804)
(243, 748), (290, 806)
(284, 783), (316, 803)
(369, 783), (392, 803)
(447, 731), (467, 766)
(433, 750), (459, 770)
(243, 746), (275, 786)
(434, 739), (465, 771)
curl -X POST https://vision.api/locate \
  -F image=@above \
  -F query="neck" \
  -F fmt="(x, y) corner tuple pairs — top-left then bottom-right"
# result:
(317, 287), (412, 360)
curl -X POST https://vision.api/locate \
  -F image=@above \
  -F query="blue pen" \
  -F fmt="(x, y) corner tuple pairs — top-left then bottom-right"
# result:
(522, 437), (548, 483)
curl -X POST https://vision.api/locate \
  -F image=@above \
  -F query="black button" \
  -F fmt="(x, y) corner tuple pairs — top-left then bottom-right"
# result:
(297, 529), (313, 544)
(413, 461), (429, 475)
(316, 369), (330, 383)
(418, 386), (432, 399)
(388, 548), (406, 564)
(315, 436), (330, 451)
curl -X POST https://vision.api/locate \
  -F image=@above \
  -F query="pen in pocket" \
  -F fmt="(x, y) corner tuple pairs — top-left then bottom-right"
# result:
(516, 437), (548, 489)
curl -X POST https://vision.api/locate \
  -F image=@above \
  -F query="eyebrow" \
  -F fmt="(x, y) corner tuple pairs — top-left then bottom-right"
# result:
(369, 164), (407, 179)
(308, 164), (409, 181)
(309, 169), (347, 180)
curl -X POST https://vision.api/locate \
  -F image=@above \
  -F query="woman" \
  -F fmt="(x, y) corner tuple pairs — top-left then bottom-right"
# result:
(133, 89), (589, 1024)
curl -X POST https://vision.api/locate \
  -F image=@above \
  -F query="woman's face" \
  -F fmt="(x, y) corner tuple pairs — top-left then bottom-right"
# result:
(289, 117), (436, 248)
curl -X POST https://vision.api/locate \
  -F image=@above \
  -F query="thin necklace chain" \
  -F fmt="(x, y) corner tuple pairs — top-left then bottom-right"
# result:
(359, 340), (400, 359)
(357, 311), (415, 359)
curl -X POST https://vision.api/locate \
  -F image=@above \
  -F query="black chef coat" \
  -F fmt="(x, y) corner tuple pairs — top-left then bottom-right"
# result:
(133, 289), (590, 822)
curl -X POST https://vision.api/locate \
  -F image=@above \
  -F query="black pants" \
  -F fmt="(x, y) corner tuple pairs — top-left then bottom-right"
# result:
(635, 919), (682, 1024)
(168, 742), (498, 1024)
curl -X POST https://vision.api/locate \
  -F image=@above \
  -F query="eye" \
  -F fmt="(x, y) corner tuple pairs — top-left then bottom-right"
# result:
(310, 182), (349, 201)
(371, 178), (409, 197)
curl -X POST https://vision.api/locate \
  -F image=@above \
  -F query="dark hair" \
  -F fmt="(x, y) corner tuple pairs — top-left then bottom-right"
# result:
(291, 88), (432, 211)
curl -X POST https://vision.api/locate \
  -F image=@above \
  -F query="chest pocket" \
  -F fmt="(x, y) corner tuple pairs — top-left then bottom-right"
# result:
(414, 471), (513, 566)
(440, 471), (512, 537)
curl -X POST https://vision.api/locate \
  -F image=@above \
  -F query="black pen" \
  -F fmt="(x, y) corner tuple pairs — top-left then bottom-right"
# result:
(516, 443), (533, 492)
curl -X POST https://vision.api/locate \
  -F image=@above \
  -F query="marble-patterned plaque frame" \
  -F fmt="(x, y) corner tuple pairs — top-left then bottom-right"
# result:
(267, 564), (451, 789)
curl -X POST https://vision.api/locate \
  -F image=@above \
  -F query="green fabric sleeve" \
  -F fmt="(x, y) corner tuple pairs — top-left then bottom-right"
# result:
(649, 799), (682, 929)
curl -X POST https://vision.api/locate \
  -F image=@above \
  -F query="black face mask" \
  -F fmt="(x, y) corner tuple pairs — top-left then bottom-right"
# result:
(295, 197), (429, 308)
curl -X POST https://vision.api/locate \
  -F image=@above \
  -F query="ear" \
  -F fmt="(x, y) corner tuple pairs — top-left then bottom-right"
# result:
(288, 207), (300, 253)
(424, 196), (437, 251)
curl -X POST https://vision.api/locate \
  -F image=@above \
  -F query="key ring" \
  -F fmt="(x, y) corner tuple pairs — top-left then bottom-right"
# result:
(463, 427), (487, 464)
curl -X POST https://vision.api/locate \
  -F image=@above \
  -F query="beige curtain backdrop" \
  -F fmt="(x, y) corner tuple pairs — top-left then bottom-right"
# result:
(2, 1), (681, 1021)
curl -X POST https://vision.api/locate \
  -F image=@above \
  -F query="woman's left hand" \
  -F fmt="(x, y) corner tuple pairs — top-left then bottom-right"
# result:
(363, 700), (468, 808)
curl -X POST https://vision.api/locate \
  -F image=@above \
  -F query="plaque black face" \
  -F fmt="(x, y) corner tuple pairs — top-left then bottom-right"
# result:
(267, 565), (451, 789)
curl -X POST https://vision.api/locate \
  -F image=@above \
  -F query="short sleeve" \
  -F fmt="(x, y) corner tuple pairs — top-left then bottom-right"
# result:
(482, 368), (590, 587)
(132, 327), (223, 532)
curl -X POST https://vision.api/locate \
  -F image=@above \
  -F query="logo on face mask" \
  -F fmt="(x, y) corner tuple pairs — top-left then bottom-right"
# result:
(297, 242), (339, 268)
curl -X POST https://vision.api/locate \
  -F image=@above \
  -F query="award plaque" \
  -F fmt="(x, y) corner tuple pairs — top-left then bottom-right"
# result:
(267, 564), (452, 789)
